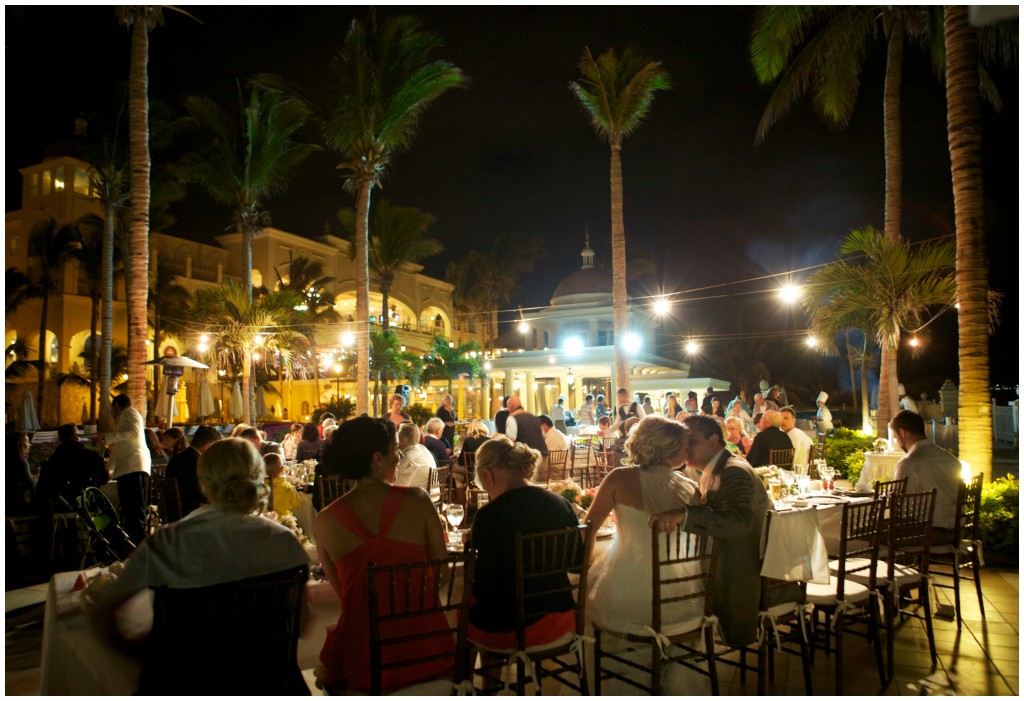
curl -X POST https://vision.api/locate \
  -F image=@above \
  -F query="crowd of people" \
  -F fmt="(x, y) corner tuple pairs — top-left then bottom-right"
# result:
(8, 380), (966, 694)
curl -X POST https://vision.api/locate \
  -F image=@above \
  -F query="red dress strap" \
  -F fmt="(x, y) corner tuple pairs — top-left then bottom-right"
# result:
(329, 497), (373, 542)
(377, 486), (408, 539)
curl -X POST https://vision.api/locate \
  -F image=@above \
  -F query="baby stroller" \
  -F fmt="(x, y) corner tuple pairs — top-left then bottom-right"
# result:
(58, 487), (136, 568)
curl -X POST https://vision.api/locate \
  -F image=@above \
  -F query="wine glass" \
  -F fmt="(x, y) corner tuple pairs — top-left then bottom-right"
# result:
(820, 465), (836, 493)
(446, 504), (465, 545)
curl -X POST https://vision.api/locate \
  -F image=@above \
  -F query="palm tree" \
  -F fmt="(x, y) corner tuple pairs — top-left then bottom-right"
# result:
(5, 338), (36, 383)
(148, 261), (192, 415)
(339, 198), (443, 326)
(25, 218), (80, 424)
(804, 300), (876, 432)
(192, 281), (303, 425)
(274, 255), (339, 381)
(571, 46), (671, 398)
(181, 85), (318, 302)
(6, 268), (31, 317)
(423, 335), (482, 396)
(941, 6), (1016, 481)
(803, 227), (957, 434)
(68, 218), (109, 423)
(445, 234), (545, 351)
(257, 12), (466, 416)
(367, 330), (408, 417)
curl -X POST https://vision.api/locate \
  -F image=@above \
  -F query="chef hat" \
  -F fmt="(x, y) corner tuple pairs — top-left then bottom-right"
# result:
(759, 379), (770, 392)
(897, 383), (906, 395)
(816, 391), (829, 404)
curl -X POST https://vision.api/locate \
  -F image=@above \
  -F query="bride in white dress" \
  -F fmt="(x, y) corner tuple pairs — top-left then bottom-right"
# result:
(584, 414), (708, 693)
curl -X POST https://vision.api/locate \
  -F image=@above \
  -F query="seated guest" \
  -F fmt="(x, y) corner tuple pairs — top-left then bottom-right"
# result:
(295, 422), (323, 462)
(315, 417), (450, 693)
(229, 423), (252, 437)
(539, 414), (570, 453)
(86, 438), (310, 647)
(322, 424), (338, 444)
(423, 417), (450, 466)
(145, 428), (169, 467)
(467, 436), (581, 652)
(780, 407), (812, 468)
(36, 424), (109, 511)
(160, 427), (188, 459)
(386, 394), (411, 427)
(319, 414), (336, 440)
(744, 410), (793, 468)
(608, 416), (640, 466)
(890, 410), (962, 538)
(240, 426), (285, 459)
(724, 416), (753, 456)
(456, 420), (490, 487)
(6, 432), (37, 515)
(166, 425), (221, 519)
(264, 453), (300, 518)
(585, 416), (702, 639)
(394, 422), (435, 491)
(596, 415), (613, 443)
(281, 423), (303, 461)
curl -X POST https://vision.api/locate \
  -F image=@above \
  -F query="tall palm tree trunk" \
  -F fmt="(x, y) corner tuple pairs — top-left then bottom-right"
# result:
(860, 335), (871, 432)
(99, 207), (115, 430)
(354, 181), (373, 416)
(37, 295), (50, 423)
(878, 20), (906, 432)
(943, 5), (992, 480)
(126, 13), (151, 415)
(89, 297), (99, 422)
(845, 329), (859, 417)
(241, 222), (254, 300)
(609, 141), (629, 396)
(241, 349), (252, 425)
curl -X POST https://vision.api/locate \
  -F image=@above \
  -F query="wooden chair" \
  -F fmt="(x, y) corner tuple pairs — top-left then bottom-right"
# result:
(265, 477), (275, 513)
(471, 524), (593, 695)
(872, 477), (907, 503)
(930, 474), (985, 628)
(366, 552), (476, 695)
(148, 472), (183, 525)
(428, 465), (452, 509)
(316, 474), (357, 510)
(593, 521), (719, 695)
(768, 448), (794, 469)
(805, 499), (887, 694)
(546, 449), (569, 483)
(569, 440), (593, 484)
(807, 443), (824, 465)
(140, 564), (309, 695)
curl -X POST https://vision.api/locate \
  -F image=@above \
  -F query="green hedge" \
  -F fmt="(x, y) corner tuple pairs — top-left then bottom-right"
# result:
(822, 427), (875, 484)
(979, 475), (1019, 561)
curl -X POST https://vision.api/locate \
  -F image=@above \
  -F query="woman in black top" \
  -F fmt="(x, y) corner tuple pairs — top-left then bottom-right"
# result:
(455, 420), (489, 487)
(295, 422), (323, 462)
(435, 394), (457, 448)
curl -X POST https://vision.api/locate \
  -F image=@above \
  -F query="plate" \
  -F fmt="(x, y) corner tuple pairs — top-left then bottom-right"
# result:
(596, 526), (615, 540)
(804, 494), (846, 505)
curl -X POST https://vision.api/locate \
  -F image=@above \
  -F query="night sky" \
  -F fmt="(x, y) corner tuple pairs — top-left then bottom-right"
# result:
(6, 6), (1018, 402)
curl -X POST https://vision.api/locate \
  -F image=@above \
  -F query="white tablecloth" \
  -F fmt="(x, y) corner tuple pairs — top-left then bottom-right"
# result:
(857, 451), (904, 489)
(40, 565), (339, 695)
(295, 492), (316, 543)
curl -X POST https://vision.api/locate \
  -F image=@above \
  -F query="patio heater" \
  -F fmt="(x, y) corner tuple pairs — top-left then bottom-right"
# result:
(143, 346), (209, 429)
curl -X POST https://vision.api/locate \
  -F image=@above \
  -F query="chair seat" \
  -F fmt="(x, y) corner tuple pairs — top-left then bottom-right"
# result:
(828, 558), (924, 587)
(597, 613), (707, 640)
(473, 629), (576, 656)
(804, 578), (870, 606)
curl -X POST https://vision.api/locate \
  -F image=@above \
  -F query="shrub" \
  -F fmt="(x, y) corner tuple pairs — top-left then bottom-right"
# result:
(822, 427), (874, 483)
(407, 403), (434, 426)
(313, 397), (355, 425)
(979, 475), (1018, 561)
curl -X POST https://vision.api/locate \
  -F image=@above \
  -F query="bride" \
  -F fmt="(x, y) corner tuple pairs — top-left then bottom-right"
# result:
(584, 414), (706, 692)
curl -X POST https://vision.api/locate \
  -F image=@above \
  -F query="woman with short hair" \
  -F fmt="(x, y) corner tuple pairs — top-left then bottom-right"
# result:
(386, 394), (411, 427)
(295, 422), (323, 462)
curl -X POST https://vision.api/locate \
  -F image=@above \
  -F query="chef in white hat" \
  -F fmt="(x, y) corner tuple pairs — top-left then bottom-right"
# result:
(814, 391), (834, 434)
(898, 383), (919, 413)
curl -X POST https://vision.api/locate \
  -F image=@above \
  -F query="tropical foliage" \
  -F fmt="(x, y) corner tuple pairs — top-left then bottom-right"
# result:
(367, 330), (424, 416)
(257, 11), (466, 415)
(979, 475), (1019, 560)
(571, 46), (670, 396)
(274, 256), (339, 380)
(423, 335), (482, 395)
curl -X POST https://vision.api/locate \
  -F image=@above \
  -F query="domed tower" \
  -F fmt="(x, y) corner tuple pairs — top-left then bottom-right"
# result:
(549, 235), (613, 307)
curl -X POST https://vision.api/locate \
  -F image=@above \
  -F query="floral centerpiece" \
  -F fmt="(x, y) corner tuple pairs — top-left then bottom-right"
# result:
(872, 437), (890, 453)
(547, 478), (583, 505)
(262, 511), (309, 546)
(576, 487), (598, 510)
(752, 465), (781, 489)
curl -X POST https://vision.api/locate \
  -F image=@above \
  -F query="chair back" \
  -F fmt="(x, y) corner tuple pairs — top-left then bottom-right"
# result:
(768, 448), (795, 469)
(872, 478), (907, 503)
(884, 490), (936, 579)
(265, 477), (275, 513)
(149, 473), (183, 525)
(807, 443), (824, 464)
(367, 552), (476, 695)
(547, 449), (569, 482)
(140, 564), (309, 695)
(513, 524), (592, 651)
(317, 474), (356, 510)
(428, 465), (452, 508)
(834, 499), (884, 599)
(650, 520), (717, 630)
(954, 474), (984, 543)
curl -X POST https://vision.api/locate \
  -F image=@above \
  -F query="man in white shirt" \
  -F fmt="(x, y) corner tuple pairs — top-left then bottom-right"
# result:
(780, 407), (813, 469)
(890, 410), (962, 536)
(103, 394), (151, 545)
(577, 394), (595, 427)
(394, 422), (435, 492)
(608, 387), (646, 434)
(539, 414), (570, 454)
(550, 397), (567, 433)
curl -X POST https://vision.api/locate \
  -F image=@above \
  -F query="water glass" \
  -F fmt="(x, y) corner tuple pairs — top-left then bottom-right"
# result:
(476, 492), (489, 509)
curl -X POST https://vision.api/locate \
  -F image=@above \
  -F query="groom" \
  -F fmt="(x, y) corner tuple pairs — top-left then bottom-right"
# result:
(650, 415), (772, 648)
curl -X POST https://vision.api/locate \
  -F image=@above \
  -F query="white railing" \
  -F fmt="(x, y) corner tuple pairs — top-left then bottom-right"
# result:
(930, 420), (959, 455)
(992, 402), (1018, 447)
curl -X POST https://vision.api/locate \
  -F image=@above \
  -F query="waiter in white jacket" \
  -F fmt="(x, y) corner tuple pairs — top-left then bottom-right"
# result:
(814, 391), (834, 442)
(103, 394), (152, 545)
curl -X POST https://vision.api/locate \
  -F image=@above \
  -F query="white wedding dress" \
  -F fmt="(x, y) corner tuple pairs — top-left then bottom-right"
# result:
(586, 464), (711, 694)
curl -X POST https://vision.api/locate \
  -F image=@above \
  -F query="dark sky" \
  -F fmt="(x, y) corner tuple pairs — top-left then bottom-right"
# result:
(6, 6), (1018, 398)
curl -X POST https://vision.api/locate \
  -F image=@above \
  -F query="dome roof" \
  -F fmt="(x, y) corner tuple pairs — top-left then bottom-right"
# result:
(550, 266), (611, 304)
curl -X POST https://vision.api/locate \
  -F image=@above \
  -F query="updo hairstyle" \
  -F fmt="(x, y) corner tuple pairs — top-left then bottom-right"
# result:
(465, 420), (490, 439)
(320, 415), (396, 480)
(624, 415), (688, 469)
(198, 438), (269, 514)
(474, 435), (540, 481)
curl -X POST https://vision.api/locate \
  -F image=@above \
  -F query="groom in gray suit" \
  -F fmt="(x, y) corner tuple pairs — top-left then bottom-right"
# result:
(650, 415), (772, 647)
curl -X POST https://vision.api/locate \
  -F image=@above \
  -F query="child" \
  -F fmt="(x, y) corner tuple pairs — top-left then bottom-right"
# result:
(264, 453), (301, 518)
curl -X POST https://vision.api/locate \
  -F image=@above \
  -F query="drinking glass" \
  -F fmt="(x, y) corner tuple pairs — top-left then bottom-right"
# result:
(476, 492), (489, 509)
(820, 465), (836, 492)
(768, 478), (781, 502)
(446, 505), (465, 545)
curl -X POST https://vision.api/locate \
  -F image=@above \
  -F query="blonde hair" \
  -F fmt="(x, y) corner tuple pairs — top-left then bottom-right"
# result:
(475, 435), (539, 480)
(466, 420), (490, 439)
(725, 416), (746, 434)
(198, 438), (268, 513)
(263, 452), (284, 478)
(624, 415), (688, 469)
(230, 423), (252, 437)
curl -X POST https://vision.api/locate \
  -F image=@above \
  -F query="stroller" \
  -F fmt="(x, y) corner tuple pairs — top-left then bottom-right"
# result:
(57, 487), (136, 568)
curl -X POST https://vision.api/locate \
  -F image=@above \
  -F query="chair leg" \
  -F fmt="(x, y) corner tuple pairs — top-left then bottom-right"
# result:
(871, 592), (888, 688)
(971, 552), (986, 620)
(953, 552), (964, 629)
(705, 623), (720, 695)
(920, 580), (938, 667)
(833, 616), (844, 696)
(739, 647), (747, 684)
(593, 627), (602, 696)
(650, 638), (662, 695)
(757, 638), (768, 695)
(798, 615), (814, 695)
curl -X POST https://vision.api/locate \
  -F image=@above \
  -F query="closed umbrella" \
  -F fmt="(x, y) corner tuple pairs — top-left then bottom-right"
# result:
(230, 382), (244, 420)
(197, 375), (216, 417)
(21, 391), (40, 432)
(254, 386), (268, 419)
(81, 403), (90, 426)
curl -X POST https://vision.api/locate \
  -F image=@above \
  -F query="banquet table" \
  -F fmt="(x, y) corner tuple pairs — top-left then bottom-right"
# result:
(857, 451), (905, 490)
(294, 492), (316, 543)
(773, 493), (877, 558)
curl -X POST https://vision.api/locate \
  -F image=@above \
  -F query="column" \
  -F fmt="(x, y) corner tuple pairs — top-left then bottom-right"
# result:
(481, 376), (491, 420)
(524, 371), (535, 413)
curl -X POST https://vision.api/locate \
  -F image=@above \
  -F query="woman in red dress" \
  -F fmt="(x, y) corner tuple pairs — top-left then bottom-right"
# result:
(314, 417), (451, 693)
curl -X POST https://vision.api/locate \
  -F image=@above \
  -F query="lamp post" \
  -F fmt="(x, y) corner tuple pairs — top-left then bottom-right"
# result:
(333, 363), (343, 400)
(143, 346), (208, 429)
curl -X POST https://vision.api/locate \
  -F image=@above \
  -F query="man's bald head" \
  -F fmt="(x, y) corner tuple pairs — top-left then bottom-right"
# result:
(507, 395), (522, 412)
(760, 410), (782, 430)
